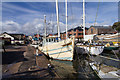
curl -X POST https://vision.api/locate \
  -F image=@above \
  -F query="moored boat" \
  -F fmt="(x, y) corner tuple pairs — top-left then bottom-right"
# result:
(38, 0), (75, 61)
(39, 36), (75, 61)
(89, 62), (120, 79)
(77, 44), (104, 55)
(104, 46), (119, 50)
(104, 42), (119, 50)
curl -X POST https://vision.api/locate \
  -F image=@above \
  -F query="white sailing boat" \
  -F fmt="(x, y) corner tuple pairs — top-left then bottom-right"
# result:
(76, 0), (104, 55)
(77, 1), (119, 79)
(39, 0), (75, 61)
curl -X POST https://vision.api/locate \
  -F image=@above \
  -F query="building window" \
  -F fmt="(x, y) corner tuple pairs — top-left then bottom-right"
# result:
(91, 29), (93, 34)
(79, 29), (82, 31)
(78, 33), (83, 35)
(69, 34), (72, 36)
(52, 38), (53, 41)
(74, 29), (76, 32)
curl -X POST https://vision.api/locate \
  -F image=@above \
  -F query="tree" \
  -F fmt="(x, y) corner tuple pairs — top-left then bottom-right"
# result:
(112, 22), (120, 32)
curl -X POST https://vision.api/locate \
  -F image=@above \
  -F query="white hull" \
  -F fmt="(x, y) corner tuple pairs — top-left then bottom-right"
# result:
(77, 45), (104, 55)
(89, 62), (120, 79)
(39, 37), (75, 61)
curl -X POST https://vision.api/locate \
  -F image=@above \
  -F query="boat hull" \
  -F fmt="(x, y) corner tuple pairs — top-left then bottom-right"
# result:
(104, 46), (119, 50)
(77, 45), (104, 55)
(89, 62), (120, 78)
(39, 37), (75, 61)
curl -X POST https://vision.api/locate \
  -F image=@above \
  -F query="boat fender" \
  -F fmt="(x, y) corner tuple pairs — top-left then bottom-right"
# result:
(48, 64), (51, 68)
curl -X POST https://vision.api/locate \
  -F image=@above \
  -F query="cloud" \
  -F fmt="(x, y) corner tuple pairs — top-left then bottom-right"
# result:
(2, 2), (118, 35)
(21, 18), (72, 35)
(0, 22), (2, 34)
(1, 18), (75, 35)
(85, 20), (114, 28)
(1, 19), (47, 35)
(2, 3), (40, 14)
(1, 18), (116, 35)
(2, 21), (20, 33)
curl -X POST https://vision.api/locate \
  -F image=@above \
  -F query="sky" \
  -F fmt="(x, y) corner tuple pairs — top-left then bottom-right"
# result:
(1, 2), (118, 35)
(118, 1), (120, 21)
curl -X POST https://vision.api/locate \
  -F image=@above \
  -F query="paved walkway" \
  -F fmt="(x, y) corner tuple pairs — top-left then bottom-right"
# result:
(2, 45), (59, 79)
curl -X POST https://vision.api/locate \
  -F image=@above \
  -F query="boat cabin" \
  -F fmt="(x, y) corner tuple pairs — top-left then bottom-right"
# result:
(46, 35), (59, 42)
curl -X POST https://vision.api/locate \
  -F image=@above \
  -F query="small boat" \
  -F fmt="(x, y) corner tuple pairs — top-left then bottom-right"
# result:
(89, 55), (120, 79)
(76, 44), (104, 55)
(89, 62), (120, 79)
(104, 42), (119, 50)
(104, 46), (119, 50)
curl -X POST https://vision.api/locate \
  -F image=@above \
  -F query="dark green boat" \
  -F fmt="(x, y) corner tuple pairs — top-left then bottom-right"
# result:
(104, 46), (119, 50)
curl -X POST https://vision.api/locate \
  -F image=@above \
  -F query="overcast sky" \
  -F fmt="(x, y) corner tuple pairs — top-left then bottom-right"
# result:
(2, 2), (118, 35)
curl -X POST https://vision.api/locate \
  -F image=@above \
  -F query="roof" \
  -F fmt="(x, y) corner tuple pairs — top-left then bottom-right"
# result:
(1, 32), (25, 40)
(2, 32), (24, 36)
(60, 26), (89, 34)
(0, 33), (14, 40)
(90, 26), (112, 29)
(68, 26), (89, 32)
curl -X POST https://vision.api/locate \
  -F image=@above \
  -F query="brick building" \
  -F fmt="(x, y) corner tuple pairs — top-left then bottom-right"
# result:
(60, 26), (88, 40)
(87, 26), (117, 35)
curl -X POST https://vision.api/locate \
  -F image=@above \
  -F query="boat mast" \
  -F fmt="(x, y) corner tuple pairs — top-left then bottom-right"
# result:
(56, 0), (60, 41)
(65, 0), (68, 39)
(44, 15), (47, 44)
(83, 0), (85, 40)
